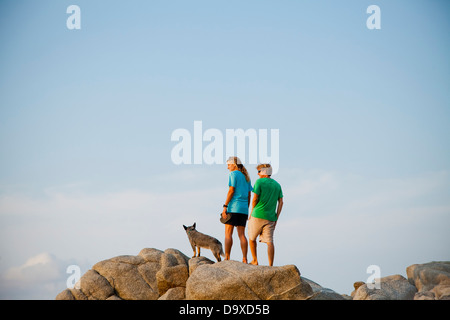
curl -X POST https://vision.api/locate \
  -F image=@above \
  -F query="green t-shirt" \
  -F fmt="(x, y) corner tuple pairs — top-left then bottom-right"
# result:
(251, 177), (283, 221)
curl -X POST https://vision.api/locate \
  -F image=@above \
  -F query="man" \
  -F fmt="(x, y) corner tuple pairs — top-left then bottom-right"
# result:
(248, 163), (283, 266)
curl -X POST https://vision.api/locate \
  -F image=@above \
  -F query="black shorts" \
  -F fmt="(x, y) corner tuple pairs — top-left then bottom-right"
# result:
(225, 212), (248, 227)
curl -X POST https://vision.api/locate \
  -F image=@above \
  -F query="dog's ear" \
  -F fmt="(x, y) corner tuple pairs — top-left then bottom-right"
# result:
(183, 225), (187, 230)
(193, 222), (196, 229)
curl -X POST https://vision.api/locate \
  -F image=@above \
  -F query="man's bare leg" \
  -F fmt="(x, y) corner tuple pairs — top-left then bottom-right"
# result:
(267, 242), (275, 266)
(249, 239), (258, 265)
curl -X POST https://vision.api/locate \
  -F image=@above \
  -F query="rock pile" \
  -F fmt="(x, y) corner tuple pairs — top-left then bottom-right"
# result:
(406, 261), (450, 300)
(56, 248), (190, 300)
(56, 247), (341, 300)
(55, 248), (450, 300)
(351, 261), (450, 300)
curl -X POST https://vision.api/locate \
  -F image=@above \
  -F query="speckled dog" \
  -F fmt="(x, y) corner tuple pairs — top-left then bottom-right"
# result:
(183, 223), (224, 262)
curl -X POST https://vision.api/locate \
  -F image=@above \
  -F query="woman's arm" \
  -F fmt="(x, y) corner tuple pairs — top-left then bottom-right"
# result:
(222, 186), (235, 218)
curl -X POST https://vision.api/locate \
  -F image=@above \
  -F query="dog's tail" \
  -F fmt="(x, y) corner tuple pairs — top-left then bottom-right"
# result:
(216, 239), (225, 257)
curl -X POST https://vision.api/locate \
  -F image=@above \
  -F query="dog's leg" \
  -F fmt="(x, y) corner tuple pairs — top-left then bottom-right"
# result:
(214, 251), (221, 262)
(190, 244), (196, 258)
(197, 246), (201, 257)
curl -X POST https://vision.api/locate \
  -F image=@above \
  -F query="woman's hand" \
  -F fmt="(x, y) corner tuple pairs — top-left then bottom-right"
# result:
(222, 207), (228, 219)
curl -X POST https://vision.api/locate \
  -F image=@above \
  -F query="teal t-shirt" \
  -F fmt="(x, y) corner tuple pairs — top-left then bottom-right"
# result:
(251, 178), (283, 221)
(227, 170), (253, 214)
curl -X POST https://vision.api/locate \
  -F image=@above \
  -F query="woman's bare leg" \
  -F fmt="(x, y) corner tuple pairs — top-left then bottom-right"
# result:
(224, 224), (234, 260)
(236, 226), (248, 263)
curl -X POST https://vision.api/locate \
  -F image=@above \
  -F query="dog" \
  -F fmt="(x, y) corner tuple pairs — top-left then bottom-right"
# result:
(183, 223), (224, 262)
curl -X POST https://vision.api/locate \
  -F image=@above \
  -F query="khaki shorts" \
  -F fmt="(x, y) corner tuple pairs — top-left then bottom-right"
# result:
(248, 216), (276, 243)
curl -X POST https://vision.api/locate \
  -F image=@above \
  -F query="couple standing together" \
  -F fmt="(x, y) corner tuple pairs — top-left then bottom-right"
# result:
(221, 156), (283, 266)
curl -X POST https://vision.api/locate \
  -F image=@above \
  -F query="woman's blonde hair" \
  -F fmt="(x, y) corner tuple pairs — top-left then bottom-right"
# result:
(227, 156), (250, 182)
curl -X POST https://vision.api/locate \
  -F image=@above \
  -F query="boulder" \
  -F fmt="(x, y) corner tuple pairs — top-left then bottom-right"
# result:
(406, 261), (450, 300)
(92, 254), (159, 300)
(352, 275), (417, 300)
(78, 269), (115, 300)
(351, 281), (366, 298)
(188, 256), (215, 275)
(185, 260), (313, 300)
(303, 277), (348, 300)
(158, 287), (186, 300)
(55, 288), (75, 300)
(155, 249), (190, 296)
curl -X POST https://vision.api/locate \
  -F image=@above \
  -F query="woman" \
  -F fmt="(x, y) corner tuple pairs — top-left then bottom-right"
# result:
(222, 156), (253, 263)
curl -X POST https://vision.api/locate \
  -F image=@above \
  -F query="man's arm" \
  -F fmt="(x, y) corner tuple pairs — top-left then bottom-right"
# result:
(249, 193), (259, 219)
(276, 197), (283, 220)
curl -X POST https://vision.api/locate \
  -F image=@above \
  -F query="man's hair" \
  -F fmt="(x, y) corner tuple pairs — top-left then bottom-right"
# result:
(256, 163), (272, 176)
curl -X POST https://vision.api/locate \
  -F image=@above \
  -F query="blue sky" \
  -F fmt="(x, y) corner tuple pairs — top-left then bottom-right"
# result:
(0, 0), (449, 299)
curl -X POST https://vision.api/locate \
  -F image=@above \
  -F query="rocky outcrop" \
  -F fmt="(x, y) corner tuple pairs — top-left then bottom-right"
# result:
(352, 275), (417, 300)
(56, 247), (320, 300)
(406, 261), (450, 300)
(351, 261), (450, 300)
(56, 248), (190, 300)
(55, 248), (450, 300)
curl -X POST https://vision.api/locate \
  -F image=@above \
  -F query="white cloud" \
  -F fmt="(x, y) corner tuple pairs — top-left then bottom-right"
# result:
(278, 169), (450, 247)
(283, 169), (339, 196)
(3, 253), (62, 283)
(0, 252), (82, 300)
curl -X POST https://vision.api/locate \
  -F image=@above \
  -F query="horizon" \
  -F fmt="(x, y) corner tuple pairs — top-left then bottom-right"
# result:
(0, 0), (449, 299)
